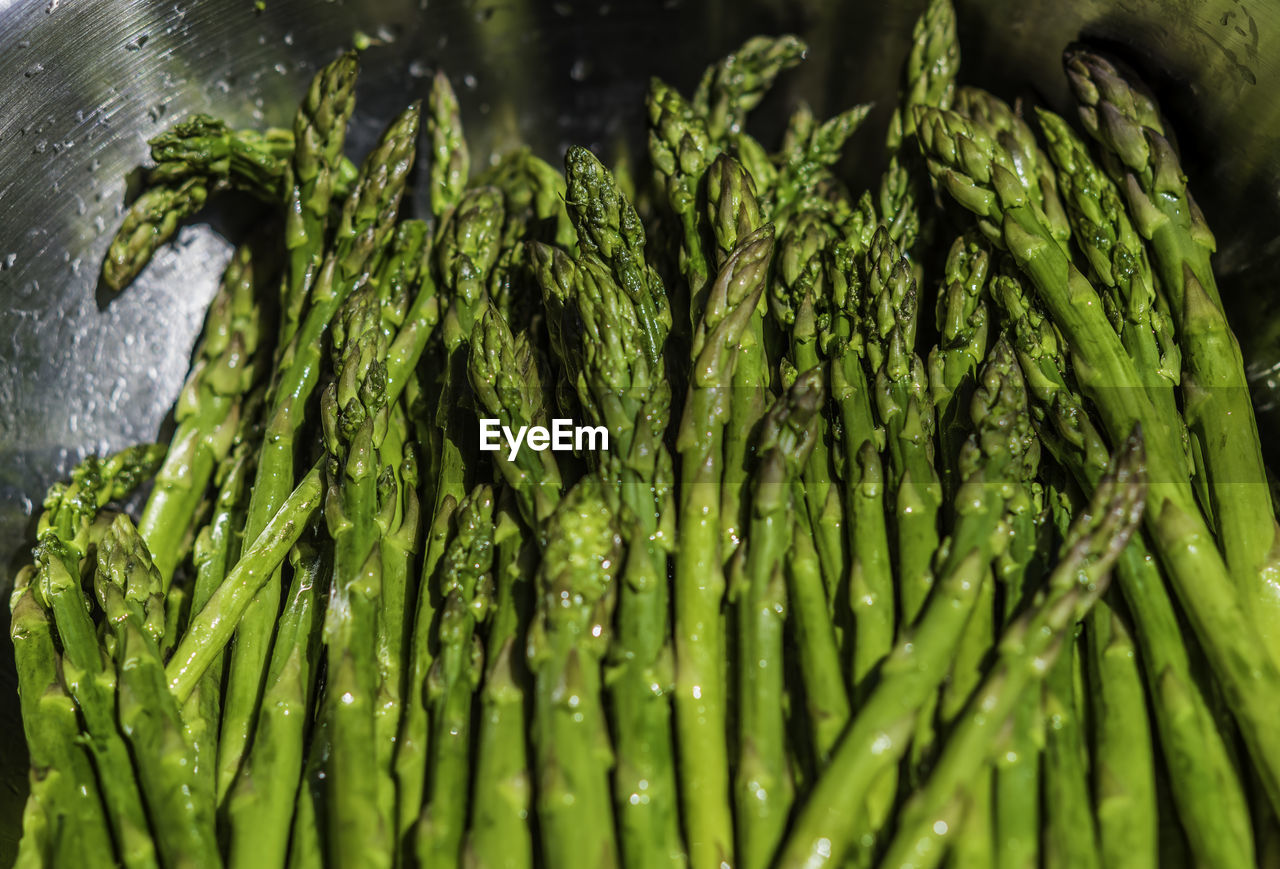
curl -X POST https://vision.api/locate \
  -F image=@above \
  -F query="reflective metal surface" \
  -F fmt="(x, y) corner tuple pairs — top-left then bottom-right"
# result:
(1, 0), (1278, 852)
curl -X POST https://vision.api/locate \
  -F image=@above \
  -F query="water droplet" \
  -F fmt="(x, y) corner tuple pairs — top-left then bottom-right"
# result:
(408, 59), (429, 79)
(462, 73), (478, 90)
(569, 58), (590, 81)
(283, 31), (294, 45)
(33, 139), (48, 154)
(24, 63), (44, 78)
(3, 254), (16, 269)
(125, 34), (149, 51)
(45, 0), (58, 13)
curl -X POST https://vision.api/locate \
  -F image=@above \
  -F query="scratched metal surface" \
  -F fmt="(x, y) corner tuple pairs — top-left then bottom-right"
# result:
(0, 0), (1277, 855)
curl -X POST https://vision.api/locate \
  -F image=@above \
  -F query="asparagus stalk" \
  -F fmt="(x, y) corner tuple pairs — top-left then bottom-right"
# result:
(29, 445), (163, 868)
(1065, 50), (1280, 654)
(218, 101), (419, 798)
(877, 435), (1146, 869)
(772, 209), (846, 608)
(692, 34), (807, 143)
(138, 240), (265, 586)
(225, 537), (326, 869)
(775, 339), (1032, 869)
(1087, 599), (1158, 869)
(1034, 106), (1179, 421)
(916, 104), (1280, 813)
(528, 477), (622, 869)
(647, 79), (720, 326)
(96, 517), (222, 869)
(429, 70), (470, 218)
(182, 389), (264, 797)
(673, 226), (774, 869)
(146, 114), (324, 199)
(318, 285), (396, 868)
(469, 304), (563, 528)
(928, 232), (991, 502)
(552, 167), (686, 865)
(102, 176), (211, 290)
(10, 567), (116, 869)
(885, 0), (959, 151)
(418, 486), (495, 869)
(464, 491), (535, 869)
(165, 460), (325, 701)
(862, 227), (942, 625)
(994, 269), (1257, 868)
(1042, 633), (1103, 869)
(396, 191), (498, 843)
(825, 242), (894, 689)
(734, 371), (825, 869)
(280, 52), (360, 346)
(706, 153), (769, 563)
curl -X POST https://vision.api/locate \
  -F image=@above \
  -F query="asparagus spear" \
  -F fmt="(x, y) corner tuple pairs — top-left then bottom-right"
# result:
(877, 435), (1146, 869)
(1087, 599), (1158, 869)
(1042, 632), (1103, 869)
(565, 145), (671, 368)
(317, 284), (396, 868)
(418, 486), (495, 869)
(10, 567), (116, 869)
(165, 460), (325, 701)
(735, 369), (824, 869)
(181, 386), (265, 796)
(35, 539), (158, 869)
(706, 153), (769, 562)
(464, 491), (535, 869)
(692, 34), (807, 142)
(673, 226), (774, 869)
(138, 240), (265, 586)
(928, 232), (991, 503)
(885, 0), (959, 151)
(862, 227), (942, 625)
(96, 517), (222, 869)
(225, 538), (326, 869)
(469, 304), (564, 528)
(772, 209), (846, 608)
(824, 242), (894, 689)
(218, 101), (419, 798)
(775, 339), (1031, 869)
(429, 70), (470, 218)
(528, 477), (622, 869)
(916, 104), (1280, 812)
(147, 114), (301, 198)
(552, 224), (685, 863)
(647, 79), (720, 325)
(1034, 106), (1178, 420)
(770, 101), (872, 228)
(1065, 50), (1280, 654)
(102, 176), (212, 291)
(396, 189), (500, 844)
(994, 269), (1257, 868)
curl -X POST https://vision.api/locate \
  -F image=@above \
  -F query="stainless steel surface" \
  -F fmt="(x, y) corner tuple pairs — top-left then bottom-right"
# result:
(1, 0), (1278, 854)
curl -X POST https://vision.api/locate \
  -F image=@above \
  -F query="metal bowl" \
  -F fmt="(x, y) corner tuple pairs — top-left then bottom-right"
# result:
(1, 0), (1278, 854)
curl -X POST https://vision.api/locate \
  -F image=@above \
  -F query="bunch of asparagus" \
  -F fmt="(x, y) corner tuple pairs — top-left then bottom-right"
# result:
(14, 1), (1280, 866)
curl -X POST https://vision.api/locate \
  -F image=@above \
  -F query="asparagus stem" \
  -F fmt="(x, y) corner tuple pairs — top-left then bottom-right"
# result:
(528, 478), (622, 869)
(673, 227), (774, 869)
(464, 492), (535, 869)
(878, 435), (1146, 869)
(218, 101), (420, 799)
